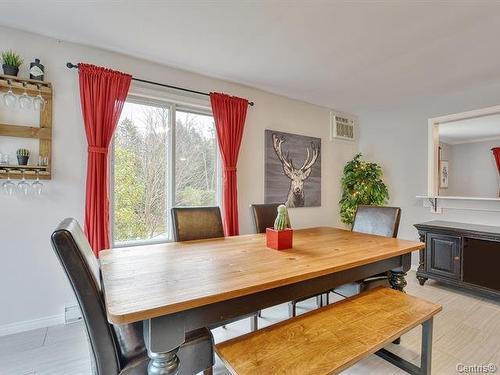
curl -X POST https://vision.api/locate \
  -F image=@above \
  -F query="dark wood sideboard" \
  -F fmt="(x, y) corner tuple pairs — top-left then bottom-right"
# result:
(414, 220), (500, 298)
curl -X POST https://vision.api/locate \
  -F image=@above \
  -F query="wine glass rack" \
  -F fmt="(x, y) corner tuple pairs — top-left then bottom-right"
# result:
(0, 73), (52, 180)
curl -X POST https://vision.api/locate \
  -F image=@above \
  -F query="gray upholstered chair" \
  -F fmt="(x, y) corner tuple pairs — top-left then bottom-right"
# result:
(333, 205), (402, 297)
(51, 218), (214, 375)
(171, 206), (259, 331)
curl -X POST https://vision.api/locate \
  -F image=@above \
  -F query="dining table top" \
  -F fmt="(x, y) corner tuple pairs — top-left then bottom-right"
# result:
(99, 226), (424, 324)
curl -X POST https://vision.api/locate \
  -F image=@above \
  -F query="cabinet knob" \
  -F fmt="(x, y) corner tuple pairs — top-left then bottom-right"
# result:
(454, 256), (460, 261)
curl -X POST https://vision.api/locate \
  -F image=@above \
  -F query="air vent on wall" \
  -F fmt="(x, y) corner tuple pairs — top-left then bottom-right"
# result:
(330, 112), (357, 141)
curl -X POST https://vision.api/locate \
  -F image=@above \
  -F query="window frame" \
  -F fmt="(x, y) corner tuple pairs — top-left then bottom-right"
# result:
(110, 94), (221, 248)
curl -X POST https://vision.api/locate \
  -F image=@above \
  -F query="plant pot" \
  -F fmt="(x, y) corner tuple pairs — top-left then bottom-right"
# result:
(266, 228), (293, 250)
(2, 64), (19, 77)
(17, 155), (29, 165)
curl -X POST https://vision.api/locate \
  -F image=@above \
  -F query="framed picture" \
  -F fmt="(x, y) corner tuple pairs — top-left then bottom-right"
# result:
(265, 129), (321, 208)
(439, 160), (449, 189)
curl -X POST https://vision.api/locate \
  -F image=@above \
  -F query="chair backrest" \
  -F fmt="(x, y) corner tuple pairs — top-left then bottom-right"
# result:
(352, 205), (401, 238)
(171, 206), (225, 241)
(249, 203), (290, 234)
(50, 218), (145, 375)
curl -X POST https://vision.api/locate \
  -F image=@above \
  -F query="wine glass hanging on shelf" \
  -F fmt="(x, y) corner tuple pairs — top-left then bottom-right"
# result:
(17, 171), (31, 196)
(2, 80), (18, 108)
(2, 172), (15, 196)
(32, 170), (44, 195)
(19, 82), (33, 110)
(32, 84), (46, 111)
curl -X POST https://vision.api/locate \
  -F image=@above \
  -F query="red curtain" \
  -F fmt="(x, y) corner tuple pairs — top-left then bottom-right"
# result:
(78, 64), (132, 256)
(493, 147), (500, 174)
(210, 92), (248, 236)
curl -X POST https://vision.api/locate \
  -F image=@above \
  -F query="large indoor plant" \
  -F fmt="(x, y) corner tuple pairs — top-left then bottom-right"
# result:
(339, 153), (389, 225)
(1, 50), (23, 76)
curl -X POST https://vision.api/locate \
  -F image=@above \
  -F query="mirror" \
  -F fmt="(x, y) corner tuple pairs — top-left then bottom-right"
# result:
(430, 109), (500, 198)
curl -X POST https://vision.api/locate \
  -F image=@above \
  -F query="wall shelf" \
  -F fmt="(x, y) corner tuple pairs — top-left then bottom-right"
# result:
(416, 195), (500, 213)
(0, 74), (52, 180)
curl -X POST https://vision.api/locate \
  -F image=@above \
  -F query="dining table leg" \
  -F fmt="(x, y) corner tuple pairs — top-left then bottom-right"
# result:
(143, 315), (185, 375)
(389, 270), (408, 292)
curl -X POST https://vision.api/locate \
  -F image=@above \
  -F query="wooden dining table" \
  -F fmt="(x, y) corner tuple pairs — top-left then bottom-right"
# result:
(100, 226), (424, 375)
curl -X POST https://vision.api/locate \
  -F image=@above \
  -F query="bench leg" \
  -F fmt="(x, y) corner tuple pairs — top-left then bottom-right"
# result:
(375, 317), (434, 375)
(420, 318), (433, 375)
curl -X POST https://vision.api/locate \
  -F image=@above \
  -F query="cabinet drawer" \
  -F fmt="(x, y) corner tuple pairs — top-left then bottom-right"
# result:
(425, 233), (461, 279)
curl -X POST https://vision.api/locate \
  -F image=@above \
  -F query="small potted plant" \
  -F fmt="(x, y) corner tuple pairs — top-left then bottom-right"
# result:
(1, 50), (23, 77)
(17, 148), (30, 165)
(266, 204), (293, 250)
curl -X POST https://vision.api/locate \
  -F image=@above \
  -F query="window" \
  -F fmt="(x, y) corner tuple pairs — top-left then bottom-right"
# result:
(111, 97), (219, 246)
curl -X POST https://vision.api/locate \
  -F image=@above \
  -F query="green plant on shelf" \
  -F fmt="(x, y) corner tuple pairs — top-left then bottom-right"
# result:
(339, 153), (389, 226)
(16, 148), (30, 157)
(1, 50), (23, 68)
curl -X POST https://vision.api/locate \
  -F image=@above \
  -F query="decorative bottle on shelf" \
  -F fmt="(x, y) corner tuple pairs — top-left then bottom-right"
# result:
(29, 58), (44, 81)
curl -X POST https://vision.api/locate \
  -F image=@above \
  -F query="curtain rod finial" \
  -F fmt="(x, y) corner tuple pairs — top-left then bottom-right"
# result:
(66, 62), (78, 69)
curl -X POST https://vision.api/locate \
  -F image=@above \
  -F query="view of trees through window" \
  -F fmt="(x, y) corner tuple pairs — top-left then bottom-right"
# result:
(113, 100), (218, 245)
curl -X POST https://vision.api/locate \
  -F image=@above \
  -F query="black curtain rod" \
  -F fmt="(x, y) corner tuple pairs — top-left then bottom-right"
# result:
(66, 62), (254, 106)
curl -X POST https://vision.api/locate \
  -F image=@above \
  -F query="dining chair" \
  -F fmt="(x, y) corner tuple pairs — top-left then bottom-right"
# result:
(249, 203), (289, 234)
(171, 206), (224, 242)
(171, 206), (259, 331)
(249, 203), (324, 318)
(333, 205), (402, 298)
(51, 218), (214, 375)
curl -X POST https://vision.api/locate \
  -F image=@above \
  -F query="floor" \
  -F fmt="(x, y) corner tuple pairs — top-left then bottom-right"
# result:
(1, 271), (499, 375)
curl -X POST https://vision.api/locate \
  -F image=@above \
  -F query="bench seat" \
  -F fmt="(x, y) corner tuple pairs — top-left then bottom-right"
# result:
(216, 287), (441, 375)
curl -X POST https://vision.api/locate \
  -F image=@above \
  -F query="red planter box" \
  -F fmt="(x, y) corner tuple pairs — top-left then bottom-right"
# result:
(266, 228), (293, 250)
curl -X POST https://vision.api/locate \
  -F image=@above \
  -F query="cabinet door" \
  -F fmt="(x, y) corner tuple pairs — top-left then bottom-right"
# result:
(425, 233), (461, 279)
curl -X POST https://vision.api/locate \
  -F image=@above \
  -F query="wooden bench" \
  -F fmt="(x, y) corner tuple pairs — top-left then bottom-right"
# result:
(216, 287), (441, 375)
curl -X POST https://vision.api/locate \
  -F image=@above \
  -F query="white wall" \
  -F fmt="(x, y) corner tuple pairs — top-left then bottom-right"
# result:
(359, 84), (500, 264)
(446, 140), (499, 197)
(0, 26), (357, 332)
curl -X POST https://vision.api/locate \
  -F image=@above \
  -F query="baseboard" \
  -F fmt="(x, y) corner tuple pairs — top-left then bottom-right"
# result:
(0, 314), (64, 337)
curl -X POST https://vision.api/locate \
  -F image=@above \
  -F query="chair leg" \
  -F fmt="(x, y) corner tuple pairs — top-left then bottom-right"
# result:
(322, 293), (329, 306)
(203, 367), (213, 375)
(288, 301), (296, 317)
(250, 314), (258, 331)
(316, 295), (323, 307)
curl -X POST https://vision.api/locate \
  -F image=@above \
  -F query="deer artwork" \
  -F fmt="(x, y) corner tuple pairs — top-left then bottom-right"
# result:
(272, 133), (320, 207)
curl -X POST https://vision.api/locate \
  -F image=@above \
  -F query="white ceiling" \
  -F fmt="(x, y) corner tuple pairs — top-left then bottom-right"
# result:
(440, 113), (500, 144)
(2, 1), (500, 112)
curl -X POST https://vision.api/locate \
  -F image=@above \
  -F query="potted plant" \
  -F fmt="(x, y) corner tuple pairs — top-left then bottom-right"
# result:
(266, 204), (293, 250)
(339, 153), (389, 226)
(17, 148), (30, 165)
(1, 50), (23, 77)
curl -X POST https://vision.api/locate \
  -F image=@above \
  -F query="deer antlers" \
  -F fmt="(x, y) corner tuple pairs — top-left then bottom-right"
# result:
(300, 142), (319, 171)
(272, 134), (294, 170)
(272, 133), (319, 172)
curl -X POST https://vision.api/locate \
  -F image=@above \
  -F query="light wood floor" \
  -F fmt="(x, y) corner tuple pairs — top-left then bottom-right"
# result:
(1, 271), (498, 375)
